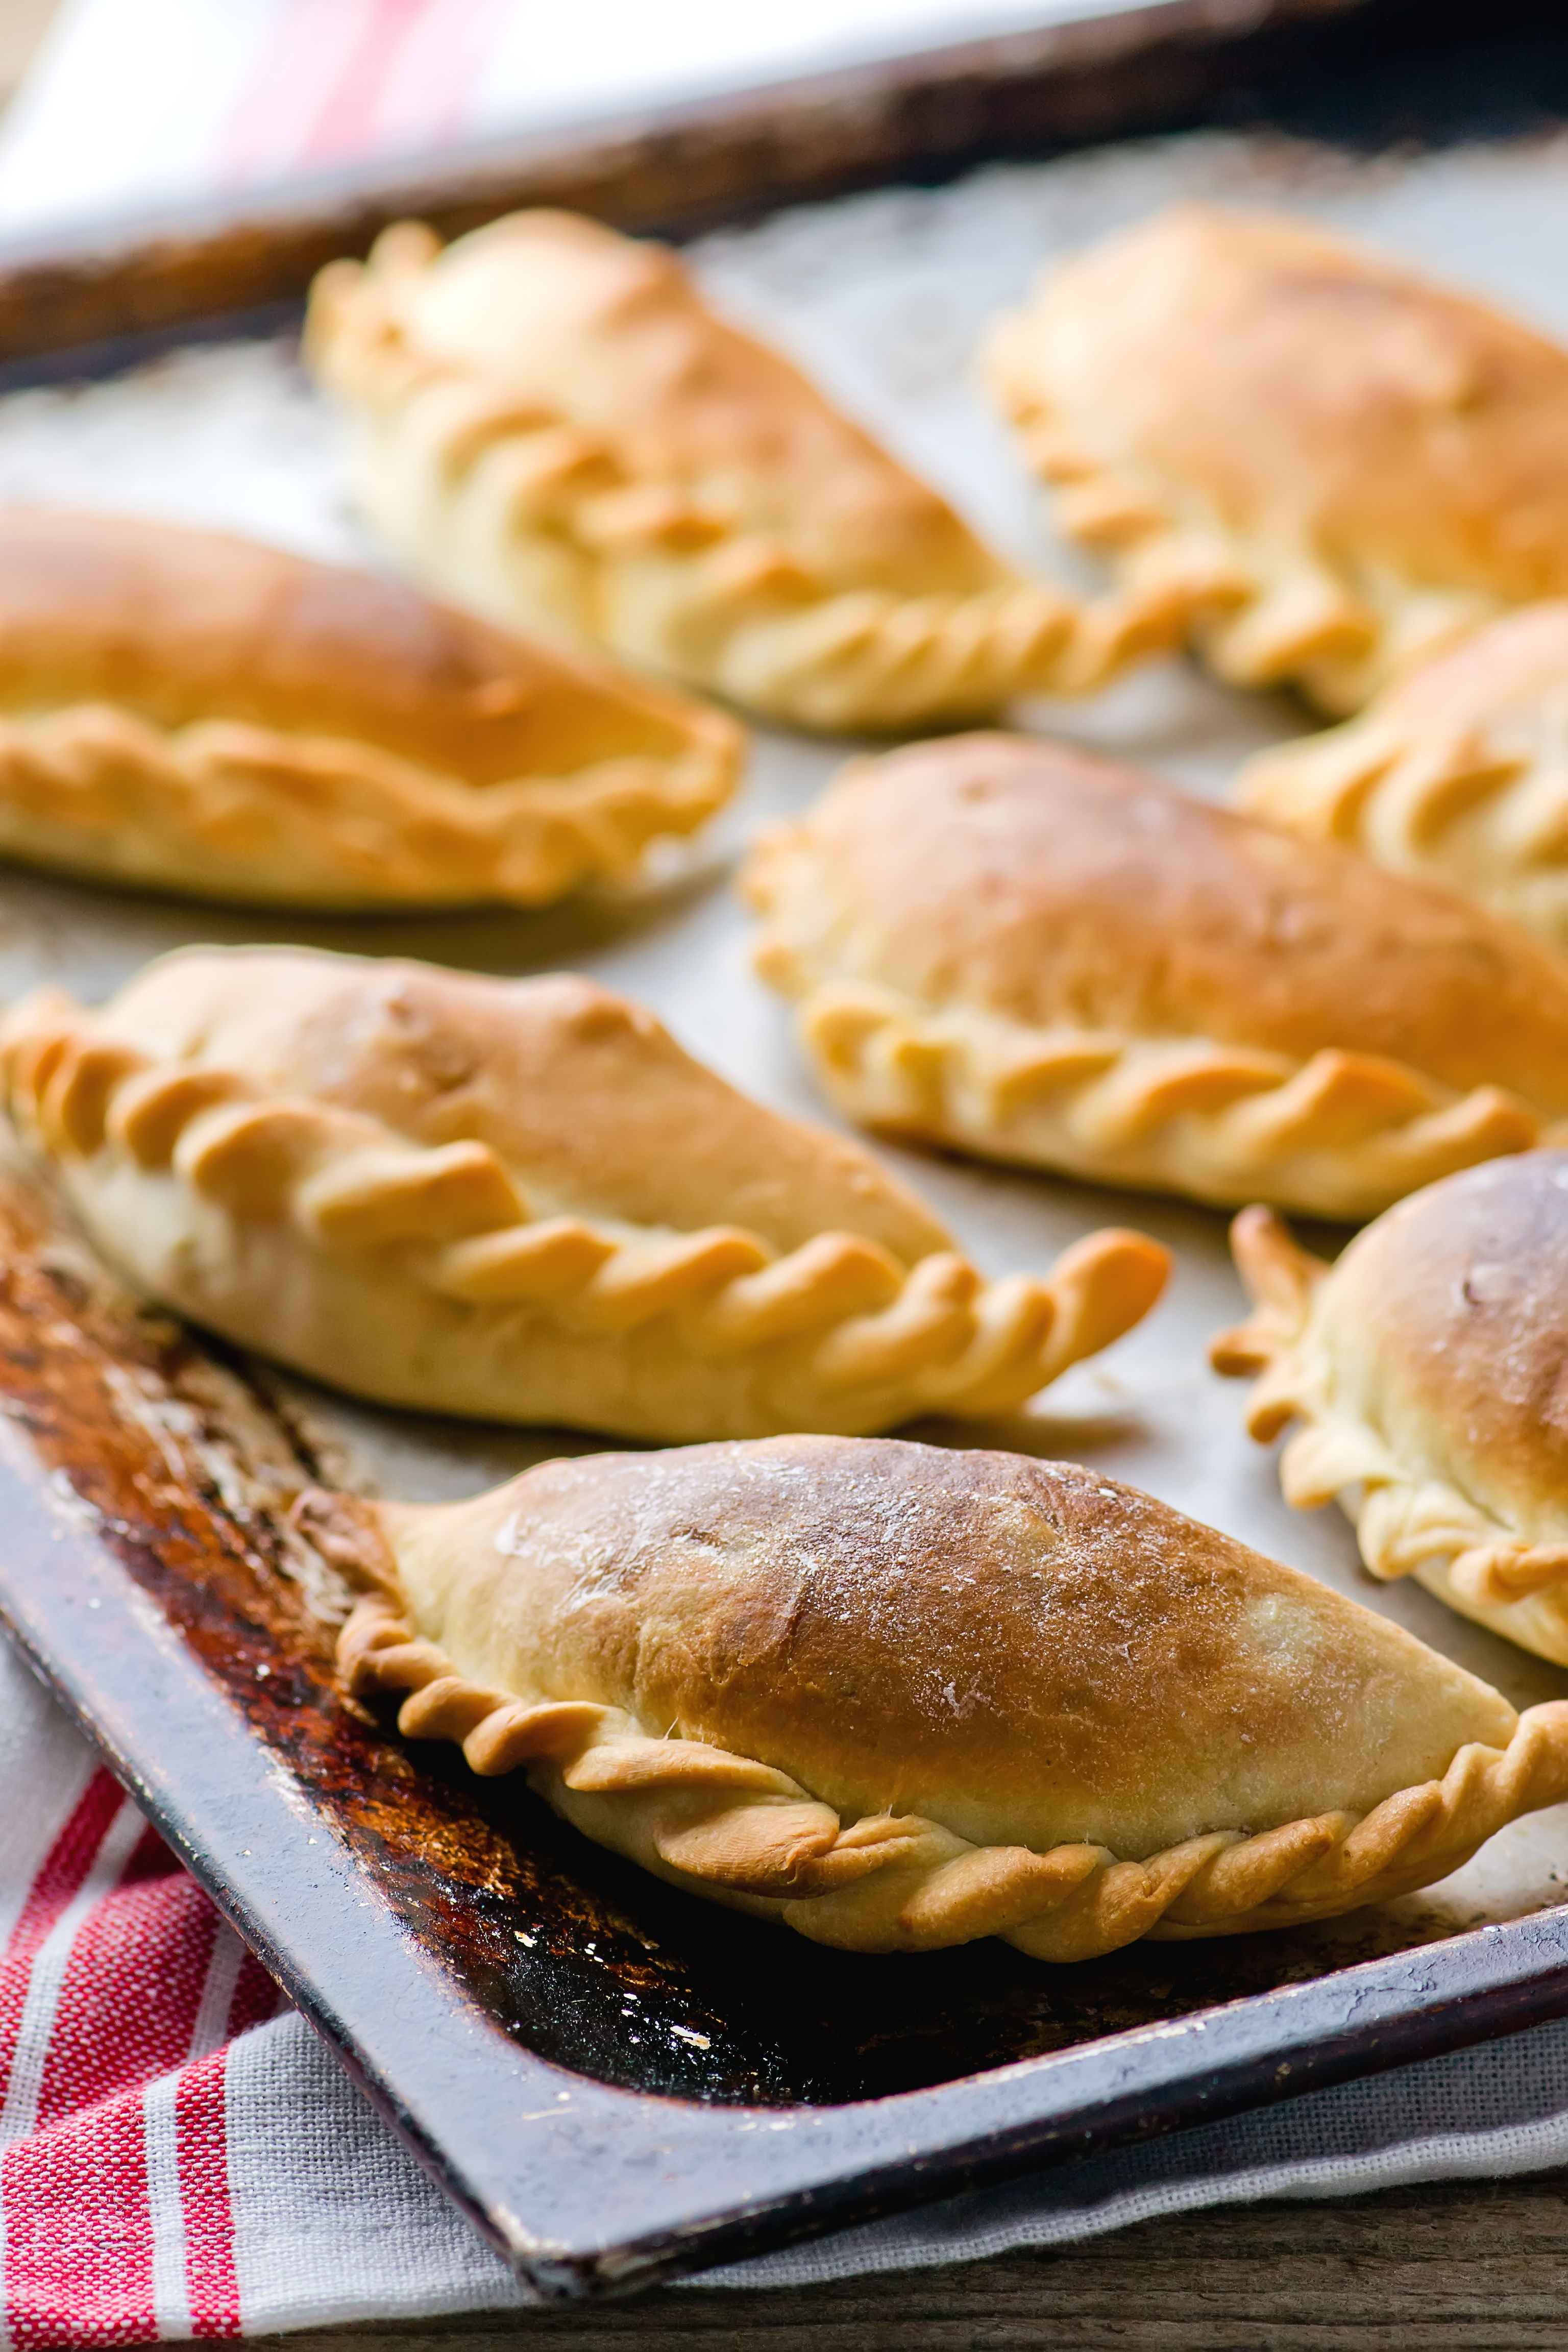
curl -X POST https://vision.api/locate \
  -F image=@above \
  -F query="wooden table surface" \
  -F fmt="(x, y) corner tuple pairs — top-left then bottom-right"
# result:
(247, 2170), (1568, 2351)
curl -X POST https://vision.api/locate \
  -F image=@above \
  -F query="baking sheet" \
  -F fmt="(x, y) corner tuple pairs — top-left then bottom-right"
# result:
(6, 119), (1568, 1968)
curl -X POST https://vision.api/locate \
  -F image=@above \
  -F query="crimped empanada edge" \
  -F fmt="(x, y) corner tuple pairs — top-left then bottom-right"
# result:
(329, 1536), (1568, 1961)
(744, 937), (1553, 1219)
(983, 295), (1496, 717)
(305, 225), (1187, 732)
(1237, 701), (1568, 960)
(1213, 1203), (1568, 1663)
(0, 692), (739, 911)
(0, 988), (1168, 1439)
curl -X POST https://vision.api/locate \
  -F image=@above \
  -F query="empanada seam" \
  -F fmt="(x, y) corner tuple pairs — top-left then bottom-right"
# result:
(0, 700), (738, 909)
(338, 1589), (1568, 1958)
(306, 233), (1184, 729)
(1238, 709), (1568, 943)
(0, 997), (1166, 1428)
(984, 274), (1505, 715)
(1214, 1207), (1568, 1628)
(770, 978), (1551, 1218)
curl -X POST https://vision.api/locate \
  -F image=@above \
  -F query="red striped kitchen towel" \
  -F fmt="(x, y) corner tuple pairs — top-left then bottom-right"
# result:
(13, 1615), (1568, 2341)
(0, 1632), (527, 2344)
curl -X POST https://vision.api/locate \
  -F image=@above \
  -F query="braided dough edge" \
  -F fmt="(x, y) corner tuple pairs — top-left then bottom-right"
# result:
(744, 921), (1552, 1217)
(984, 308), (1496, 717)
(323, 1533), (1568, 1959)
(1237, 706), (1568, 960)
(0, 991), (1168, 1437)
(305, 227), (1184, 733)
(1212, 1205), (1568, 1661)
(0, 693), (738, 910)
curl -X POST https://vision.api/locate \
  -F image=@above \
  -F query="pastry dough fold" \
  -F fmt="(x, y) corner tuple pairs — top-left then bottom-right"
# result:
(304, 212), (1175, 731)
(741, 731), (1568, 1216)
(1238, 602), (1568, 956)
(1214, 1153), (1568, 1665)
(298, 1436), (1568, 1958)
(987, 205), (1568, 712)
(0, 507), (739, 907)
(0, 946), (1167, 1442)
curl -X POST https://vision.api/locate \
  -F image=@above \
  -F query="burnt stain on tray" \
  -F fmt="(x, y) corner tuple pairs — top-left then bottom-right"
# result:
(0, 1167), (1521, 2110)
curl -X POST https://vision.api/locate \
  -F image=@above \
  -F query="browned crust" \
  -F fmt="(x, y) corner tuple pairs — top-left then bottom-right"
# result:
(0, 504), (726, 780)
(1287, 1152), (1568, 1535)
(90, 946), (952, 1262)
(305, 213), (1189, 732)
(1362, 601), (1568, 730)
(986, 206), (1568, 711)
(1231, 600), (1568, 964)
(381, 1434), (1517, 1861)
(1027, 206), (1568, 605)
(754, 731), (1568, 1115)
(315, 209), (1007, 600)
(6, 952), (1170, 1439)
(334, 1434), (1568, 1958)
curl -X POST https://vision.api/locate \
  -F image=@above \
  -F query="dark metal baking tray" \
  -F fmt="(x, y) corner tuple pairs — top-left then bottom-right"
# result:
(5, 1159), (1568, 2300)
(5, 0), (1568, 2305)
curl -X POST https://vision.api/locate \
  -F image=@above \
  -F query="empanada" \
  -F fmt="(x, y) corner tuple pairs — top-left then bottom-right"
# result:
(740, 731), (1568, 1218)
(1214, 1154), (1568, 1667)
(987, 205), (1568, 713)
(304, 1434), (1568, 1960)
(1238, 603), (1568, 956)
(0, 506), (740, 908)
(0, 945), (1167, 1442)
(304, 210), (1173, 733)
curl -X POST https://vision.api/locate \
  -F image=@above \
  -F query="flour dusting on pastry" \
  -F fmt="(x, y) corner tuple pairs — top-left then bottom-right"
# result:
(323, 1433), (1568, 1961)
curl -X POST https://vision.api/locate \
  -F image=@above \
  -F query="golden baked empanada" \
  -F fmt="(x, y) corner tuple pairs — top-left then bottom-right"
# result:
(987, 205), (1568, 713)
(304, 210), (1172, 732)
(1238, 603), (1568, 955)
(1, 945), (1167, 1442)
(1215, 1154), (1568, 1666)
(0, 506), (739, 908)
(308, 1434), (1568, 1959)
(740, 731), (1568, 1218)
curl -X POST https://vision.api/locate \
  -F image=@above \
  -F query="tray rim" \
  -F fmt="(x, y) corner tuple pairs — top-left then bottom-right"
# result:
(0, 0), (1413, 370)
(3, 0), (1568, 2298)
(5, 1427), (1568, 2302)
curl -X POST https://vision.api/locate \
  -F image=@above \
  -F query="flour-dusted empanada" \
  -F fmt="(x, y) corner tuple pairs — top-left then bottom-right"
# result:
(304, 210), (1175, 733)
(987, 205), (1568, 714)
(1214, 1155), (1568, 1667)
(1, 946), (1167, 1442)
(740, 731), (1568, 1218)
(303, 1434), (1568, 1959)
(0, 506), (740, 908)
(1238, 603), (1568, 957)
